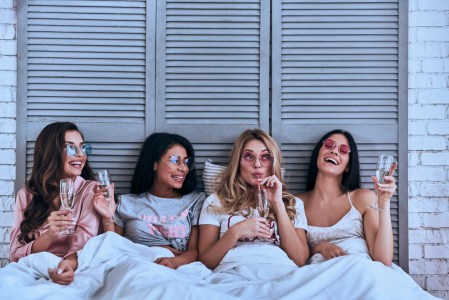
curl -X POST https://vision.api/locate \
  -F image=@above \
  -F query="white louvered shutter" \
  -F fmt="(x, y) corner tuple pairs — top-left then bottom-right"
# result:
(271, 0), (407, 268)
(20, 0), (148, 194)
(154, 0), (270, 178)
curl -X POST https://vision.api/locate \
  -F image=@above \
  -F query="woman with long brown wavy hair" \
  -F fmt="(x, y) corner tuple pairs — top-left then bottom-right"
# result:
(198, 129), (309, 271)
(9, 122), (100, 285)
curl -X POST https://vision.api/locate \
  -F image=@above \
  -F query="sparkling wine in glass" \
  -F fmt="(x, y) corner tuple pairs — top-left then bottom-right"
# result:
(368, 154), (394, 210)
(96, 169), (112, 199)
(256, 188), (269, 218)
(59, 178), (75, 235)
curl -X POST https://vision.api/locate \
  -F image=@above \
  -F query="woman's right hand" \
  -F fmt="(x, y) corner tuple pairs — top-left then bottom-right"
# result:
(47, 210), (73, 237)
(48, 259), (75, 285)
(232, 217), (272, 241)
(312, 241), (347, 260)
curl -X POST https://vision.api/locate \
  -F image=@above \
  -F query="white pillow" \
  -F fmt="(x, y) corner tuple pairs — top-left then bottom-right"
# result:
(202, 159), (226, 196)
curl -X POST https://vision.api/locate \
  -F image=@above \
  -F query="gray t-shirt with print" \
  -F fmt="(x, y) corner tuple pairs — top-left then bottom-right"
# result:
(114, 191), (206, 251)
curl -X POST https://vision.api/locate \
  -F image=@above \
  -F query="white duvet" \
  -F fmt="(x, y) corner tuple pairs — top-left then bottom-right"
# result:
(0, 232), (439, 300)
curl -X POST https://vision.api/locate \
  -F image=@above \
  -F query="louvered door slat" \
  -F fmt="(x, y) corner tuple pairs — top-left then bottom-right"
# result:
(21, 0), (149, 194)
(156, 0), (270, 143)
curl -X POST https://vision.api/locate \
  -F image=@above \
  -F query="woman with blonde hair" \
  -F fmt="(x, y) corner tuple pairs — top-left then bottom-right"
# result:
(198, 128), (309, 271)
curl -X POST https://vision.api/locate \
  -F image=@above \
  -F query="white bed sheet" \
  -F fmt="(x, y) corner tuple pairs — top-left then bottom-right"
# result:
(0, 232), (439, 300)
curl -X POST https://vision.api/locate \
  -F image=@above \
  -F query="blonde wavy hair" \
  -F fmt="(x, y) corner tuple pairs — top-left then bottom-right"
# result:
(214, 129), (297, 221)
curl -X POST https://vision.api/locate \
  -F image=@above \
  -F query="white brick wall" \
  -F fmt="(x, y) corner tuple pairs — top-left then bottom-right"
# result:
(409, 1), (449, 299)
(0, 0), (16, 268)
(0, 0), (447, 298)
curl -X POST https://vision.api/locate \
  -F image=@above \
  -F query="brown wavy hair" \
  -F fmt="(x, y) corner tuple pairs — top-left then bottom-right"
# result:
(18, 122), (94, 243)
(214, 129), (296, 221)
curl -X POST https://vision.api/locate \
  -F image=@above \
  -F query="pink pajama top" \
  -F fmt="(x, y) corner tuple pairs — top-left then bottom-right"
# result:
(9, 176), (100, 262)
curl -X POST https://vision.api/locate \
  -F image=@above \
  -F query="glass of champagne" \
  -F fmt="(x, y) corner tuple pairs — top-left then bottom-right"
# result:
(368, 154), (394, 210)
(59, 178), (75, 235)
(256, 188), (269, 218)
(95, 169), (112, 199)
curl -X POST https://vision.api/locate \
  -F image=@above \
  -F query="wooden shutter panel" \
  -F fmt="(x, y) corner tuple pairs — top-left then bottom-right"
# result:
(154, 0), (271, 182)
(271, 0), (407, 268)
(18, 0), (149, 194)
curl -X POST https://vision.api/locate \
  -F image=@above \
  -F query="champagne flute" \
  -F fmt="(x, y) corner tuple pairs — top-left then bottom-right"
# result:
(59, 178), (75, 235)
(95, 169), (112, 199)
(368, 154), (394, 210)
(256, 188), (269, 218)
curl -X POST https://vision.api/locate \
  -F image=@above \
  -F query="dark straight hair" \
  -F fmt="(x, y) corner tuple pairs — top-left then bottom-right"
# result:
(130, 132), (197, 195)
(305, 129), (361, 192)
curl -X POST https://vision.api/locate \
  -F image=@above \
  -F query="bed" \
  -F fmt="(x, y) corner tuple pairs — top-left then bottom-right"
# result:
(0, 232), (437, 300)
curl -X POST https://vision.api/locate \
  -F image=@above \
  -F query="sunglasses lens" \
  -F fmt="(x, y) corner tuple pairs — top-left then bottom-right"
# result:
(339, 144), (351, 155)
(242, 152), (256, 162)
(169, 155), (180, 164)
(66, 145), (76, 156)
(323, 139), (335, 150)
(185, 158), (194, 170)
(260, 154), (274, 166)
(82, 144), (92, 155)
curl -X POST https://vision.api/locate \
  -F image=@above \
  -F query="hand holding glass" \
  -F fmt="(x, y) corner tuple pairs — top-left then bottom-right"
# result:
(368, 154), (394, 210)
(96, 169), (112, 199)
(59, 179), (75, 235)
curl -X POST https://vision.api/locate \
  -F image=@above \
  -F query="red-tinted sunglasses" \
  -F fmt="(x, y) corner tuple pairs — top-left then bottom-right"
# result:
(322, 138), (351, 155)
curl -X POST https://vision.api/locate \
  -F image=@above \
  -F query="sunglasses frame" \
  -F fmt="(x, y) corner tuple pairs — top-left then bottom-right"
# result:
(64, 143), (92, 157)
(322, 138), (351, 155)
(167, 155), (194, 171)
(240, 151), (274, 167)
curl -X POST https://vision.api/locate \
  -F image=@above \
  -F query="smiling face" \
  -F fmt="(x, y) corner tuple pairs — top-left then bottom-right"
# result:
(239, 139), (273, 187)
(317, 133), (351, 176)
(153, 144), (189, 192)
(62, 130), (87, 180)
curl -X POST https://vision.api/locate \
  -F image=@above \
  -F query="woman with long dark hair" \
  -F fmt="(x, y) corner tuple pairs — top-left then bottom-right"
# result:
(95, 132), (205, 269)
(300, 129), (396, 265)
(10, 122), (100, 285)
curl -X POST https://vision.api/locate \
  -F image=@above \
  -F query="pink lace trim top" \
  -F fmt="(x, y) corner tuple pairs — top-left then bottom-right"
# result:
(304, 192), (370, 264)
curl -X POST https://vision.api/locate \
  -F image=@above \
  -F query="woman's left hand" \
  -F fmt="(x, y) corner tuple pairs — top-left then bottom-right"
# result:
(93, 183), (116, 219)
(155, 257), (179, 269)
(372, 162), (398, 208)
(48, 259), (75, 285)
(258, 175), (283, 208)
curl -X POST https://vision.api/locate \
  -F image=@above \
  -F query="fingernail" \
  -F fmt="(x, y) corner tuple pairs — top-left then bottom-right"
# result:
(57, 269), (63, 275)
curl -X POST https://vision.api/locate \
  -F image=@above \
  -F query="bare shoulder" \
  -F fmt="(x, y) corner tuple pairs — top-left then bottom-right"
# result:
(350, 188), (376, 213)
(297, 191), (312, 206)
(297, 191), (311, 200)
